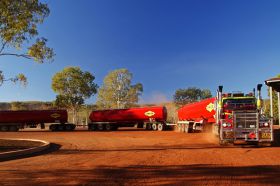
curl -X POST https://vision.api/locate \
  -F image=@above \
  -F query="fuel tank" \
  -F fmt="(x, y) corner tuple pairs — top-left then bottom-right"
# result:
(89, 106), (167, 122)
(178, 98), (216, 123)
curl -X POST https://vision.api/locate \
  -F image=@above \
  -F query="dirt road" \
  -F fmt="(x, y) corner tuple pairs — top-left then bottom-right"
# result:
(0, 129), (280, 185)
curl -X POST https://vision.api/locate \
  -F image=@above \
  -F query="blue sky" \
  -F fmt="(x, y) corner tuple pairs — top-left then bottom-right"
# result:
(1, 0), (280, 103)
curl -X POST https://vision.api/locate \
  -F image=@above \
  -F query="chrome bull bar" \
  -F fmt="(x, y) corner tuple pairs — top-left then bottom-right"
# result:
(220, 111), (273, 143)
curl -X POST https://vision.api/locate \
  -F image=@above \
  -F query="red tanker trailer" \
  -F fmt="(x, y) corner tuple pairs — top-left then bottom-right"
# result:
(0, 110), (75, 132)
(177, 97), (216, 132)
(88, 106), (168, 131)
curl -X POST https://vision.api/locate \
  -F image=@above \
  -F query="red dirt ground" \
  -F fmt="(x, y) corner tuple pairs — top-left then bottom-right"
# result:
(0, 128), (280, 185)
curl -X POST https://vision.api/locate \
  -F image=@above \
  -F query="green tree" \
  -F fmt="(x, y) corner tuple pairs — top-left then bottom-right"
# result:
(201, 89), (212, 99)
(52, 67), (98, 124)
(96, 68), (143, 109)
(0, 0), (54, 84)
(173, 87), (212, 107)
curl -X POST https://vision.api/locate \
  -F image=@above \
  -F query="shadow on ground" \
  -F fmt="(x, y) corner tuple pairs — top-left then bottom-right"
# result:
(1, 164), (280, 185)
(0, 143), (61, 162)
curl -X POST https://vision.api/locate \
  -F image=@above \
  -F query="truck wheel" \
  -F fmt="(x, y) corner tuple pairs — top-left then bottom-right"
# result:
(9, 125), (19, 132)
(112, 126), (118, 131)
(49, 124), (57, 131)
(88, 124), (96, 131)
(65, 124), (73, 131)
(97, 124), (104, 131)
(146, 123), (152, 130)
(157, 124), (164, 131)
(144, 123), (150, 130)
(58, 125), (65, 131)
(71, 124), (76, 131)
(105, 124), (111, 131)
(137, 123), (144, 128)
(152, 123), (157, 131)
(0, 125), (9, 132)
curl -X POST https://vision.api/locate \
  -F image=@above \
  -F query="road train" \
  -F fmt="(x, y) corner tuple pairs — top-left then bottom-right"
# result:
(0, 85), (274, 145)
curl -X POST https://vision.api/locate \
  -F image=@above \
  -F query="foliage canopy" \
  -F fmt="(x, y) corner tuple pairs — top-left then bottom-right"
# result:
(52, 67), (98, 123)
(96, 68), (143, 109)
(0, 0), (54, 85)
(173, 87), (212, 107)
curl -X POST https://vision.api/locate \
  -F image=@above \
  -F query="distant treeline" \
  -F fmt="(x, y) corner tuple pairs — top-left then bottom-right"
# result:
(0, 101), (163, 111)
(0, 101), (56, 111)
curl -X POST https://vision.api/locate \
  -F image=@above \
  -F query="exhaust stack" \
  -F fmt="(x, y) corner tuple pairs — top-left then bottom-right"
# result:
(216, 85), (223, 124)
(218, 85), (223, 106)
(257, 84), (262, 111)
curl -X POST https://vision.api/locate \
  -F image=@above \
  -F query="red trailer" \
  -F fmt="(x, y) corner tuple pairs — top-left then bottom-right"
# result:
(177, 98), (216, 133)
(88, 106), (168, 131)
(178, 97), (216, 123)
(0, 110), (75, 132)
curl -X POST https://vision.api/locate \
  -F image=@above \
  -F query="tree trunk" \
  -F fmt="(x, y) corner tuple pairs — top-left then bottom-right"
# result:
(72, 108), (76, 124)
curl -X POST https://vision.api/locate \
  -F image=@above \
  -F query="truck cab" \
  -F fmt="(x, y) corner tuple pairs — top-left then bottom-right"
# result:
(216, 87), (273, 145)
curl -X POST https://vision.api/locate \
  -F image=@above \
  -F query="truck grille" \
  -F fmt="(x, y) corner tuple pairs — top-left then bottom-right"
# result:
(233, 111), (259, 141)
(234, 111), (258, 129)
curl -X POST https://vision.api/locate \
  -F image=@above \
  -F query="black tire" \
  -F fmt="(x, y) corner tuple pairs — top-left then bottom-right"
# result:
(111, 126), (118, 131)
(49, 124), (57, 131)
(144, 123), (152, 130)
(137, 123), (144, 128)
(88, 124), (96, 131)
(71, 124), (76, 131)
(65, 124), (73, 131)
(0, 125), (9, 132)
(105, 124), (111, 131)
(152, 123), (157, 131)
(97, 124), (104, 131)
(57, 125), (65, 131)
(157, 123), (164, 131)
(9, 125), (19, 132)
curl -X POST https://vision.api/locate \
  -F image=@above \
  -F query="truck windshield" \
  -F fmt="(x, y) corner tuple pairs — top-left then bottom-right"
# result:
(223, 98), (256, 110)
